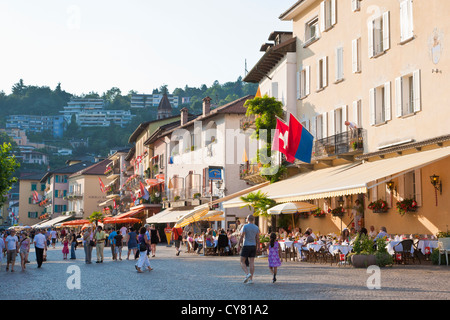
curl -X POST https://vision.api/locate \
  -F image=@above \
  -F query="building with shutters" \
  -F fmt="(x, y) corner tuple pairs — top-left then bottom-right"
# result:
(226, 0), (450, 235)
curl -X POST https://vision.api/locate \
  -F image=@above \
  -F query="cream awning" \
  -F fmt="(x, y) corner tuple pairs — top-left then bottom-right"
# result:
(174, 205), (210, 228)
(37, 215), (73, 229)
(146, 208), (193, 224)
(223, 146), (450, 207)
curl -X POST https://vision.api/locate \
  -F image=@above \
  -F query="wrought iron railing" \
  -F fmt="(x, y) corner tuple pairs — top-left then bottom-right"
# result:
(312, 128), (365, 159)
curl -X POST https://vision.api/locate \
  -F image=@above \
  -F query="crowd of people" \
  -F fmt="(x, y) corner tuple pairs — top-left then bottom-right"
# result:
(0, 223), (162, 273)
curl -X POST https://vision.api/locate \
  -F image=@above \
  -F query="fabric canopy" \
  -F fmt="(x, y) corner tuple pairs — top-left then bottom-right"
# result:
(268, 202), (317, 215)
(104, 217), (141, 224)
(146, 208), (193, 224)
(61, 219), (91, 226)
(114, 207), (144, 219)
(174, 205), (210, 228)
(38, 215), (73, 229)
(200, 210), (225, 222)
(224, 146), (450, 207)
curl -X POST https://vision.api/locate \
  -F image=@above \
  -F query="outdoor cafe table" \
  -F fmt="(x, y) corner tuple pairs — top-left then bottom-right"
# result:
(328, 244), (353, 256)
(416, 239), (439, 255)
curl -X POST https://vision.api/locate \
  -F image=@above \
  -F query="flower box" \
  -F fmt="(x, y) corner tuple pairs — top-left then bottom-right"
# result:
(368, 199), (389, 213)
(329, 207), (345, 217)
(396, 198), (418, 216)
(311, 208), (326, 218)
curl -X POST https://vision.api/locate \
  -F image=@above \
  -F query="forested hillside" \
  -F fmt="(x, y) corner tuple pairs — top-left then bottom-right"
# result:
(0, 77), (258, 169)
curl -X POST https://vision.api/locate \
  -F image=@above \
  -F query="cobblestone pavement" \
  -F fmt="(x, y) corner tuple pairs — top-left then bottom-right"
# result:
(0, 242), (449, 300)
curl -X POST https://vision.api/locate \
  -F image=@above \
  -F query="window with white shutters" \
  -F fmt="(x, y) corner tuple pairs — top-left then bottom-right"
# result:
(319, 0), (337, 33)
(298, 66), (311, 99)
(370, 82), (391, 125)
(400, 0), (414, 43)
(335, 46), (344, 82)
(368, 11), (390, 58)
(395, 70), (421, 117)
(352, 38), (361, 73)
(317, 56), (328, 90)
(305, 16), (320, 46)
(351, 0), (360, 12)
(352, 99), (362, 128)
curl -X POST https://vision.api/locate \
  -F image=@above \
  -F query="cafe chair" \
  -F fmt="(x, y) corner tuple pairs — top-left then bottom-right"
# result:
(393, 239), (416, 264)
(438, 238), (450, 266)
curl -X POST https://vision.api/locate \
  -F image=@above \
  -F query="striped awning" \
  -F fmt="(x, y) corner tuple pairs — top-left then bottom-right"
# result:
(174, 205), (210, 228)
(223, 146), (450, 208)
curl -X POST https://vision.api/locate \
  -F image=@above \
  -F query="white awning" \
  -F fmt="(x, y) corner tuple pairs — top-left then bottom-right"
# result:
(224, 146), (450, 207)
(37, 215), (73, 229)
(146, 208), (194, 224)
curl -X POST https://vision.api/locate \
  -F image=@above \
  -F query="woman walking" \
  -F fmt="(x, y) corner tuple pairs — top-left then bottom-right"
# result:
(126, 228), (138, 260)
(135, 227), (152, 273)
(149, 224), (160, 258)
(267, 232), (282, 283)
(19, 231), (30, 271)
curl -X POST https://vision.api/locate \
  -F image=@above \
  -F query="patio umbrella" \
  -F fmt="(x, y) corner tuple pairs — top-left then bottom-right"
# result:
(103, 217), (141, 225)
(268, 202), (317, 227)
(61, 219), (91, 227)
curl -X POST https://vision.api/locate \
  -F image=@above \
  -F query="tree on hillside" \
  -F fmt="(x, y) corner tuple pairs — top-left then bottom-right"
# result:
(0, 142), (20, 205)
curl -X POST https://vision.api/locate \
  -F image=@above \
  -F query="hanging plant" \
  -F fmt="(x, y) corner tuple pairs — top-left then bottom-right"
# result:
(367, 199), (389, 213)
(329, 207), (345, 217)
(312, 208), (326, 218)
(396, 198), (417, 216)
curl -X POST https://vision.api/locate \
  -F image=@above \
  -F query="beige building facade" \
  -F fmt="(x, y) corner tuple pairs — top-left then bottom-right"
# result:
(18, 172), (46, 226)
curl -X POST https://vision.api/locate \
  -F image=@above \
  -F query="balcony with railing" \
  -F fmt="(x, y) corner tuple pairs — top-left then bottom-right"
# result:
(239, 163), (267, 185)
(312, 128), (365, 160)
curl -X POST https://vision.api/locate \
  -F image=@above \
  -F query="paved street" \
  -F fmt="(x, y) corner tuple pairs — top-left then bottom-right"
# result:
(1, 242), (449, 300)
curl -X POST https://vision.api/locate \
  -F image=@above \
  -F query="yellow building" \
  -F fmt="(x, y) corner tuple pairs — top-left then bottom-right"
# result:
(18, 172), (47, 227)
(231, 0), (450, 236)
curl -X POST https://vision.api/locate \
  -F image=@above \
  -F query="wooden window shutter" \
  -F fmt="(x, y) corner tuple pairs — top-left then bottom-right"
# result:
(297, 71), (301, 99)
(369, 88), (376, 125)
(330, 110), (335, 136)
(322, 56), (328, 87)
(331, 0), (337, 26)
(400, 0), (408, 42)
(368, 20), (374, 58)
(395, 77), (403, 117)
(413, 69), (421, 112)
(384, 82), (391, 121)
(398, 174), (405, 201)
(342, 105), (348, 131)
(415, 169), (422, 207)
(311, 116), (317, 138)
(382, 11), (390, 51)
(305, 66), (311, 96)
(336, 47), (344, 81)
(320, 1), (326, 32)
(322, 112), (328, 137)
(352, 38), (360, 73)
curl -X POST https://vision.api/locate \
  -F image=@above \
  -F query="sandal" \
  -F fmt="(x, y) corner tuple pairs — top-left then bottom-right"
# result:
(147, 267), (153, 271)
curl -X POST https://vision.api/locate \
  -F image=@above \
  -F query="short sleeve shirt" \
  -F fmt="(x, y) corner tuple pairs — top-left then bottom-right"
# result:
(241, 223), (260, 247)
(34, 233), (46, 249)
(6, 235), (18, 251)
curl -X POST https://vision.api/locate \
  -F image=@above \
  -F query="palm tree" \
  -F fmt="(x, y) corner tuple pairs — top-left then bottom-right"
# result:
(88, 211), (104, 226)
(239, 191), (276, 218)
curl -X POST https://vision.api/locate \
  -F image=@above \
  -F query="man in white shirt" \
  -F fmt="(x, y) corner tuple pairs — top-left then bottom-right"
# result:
(34, 229), (47, 268)
(5, 230), (19, 272)
(50, 228), (57, 249)
(120, 226), (127, 245)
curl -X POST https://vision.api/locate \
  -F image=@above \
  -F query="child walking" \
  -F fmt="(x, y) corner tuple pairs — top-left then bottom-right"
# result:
(267, 232), (281, 283)
(62, 237), (69, 260)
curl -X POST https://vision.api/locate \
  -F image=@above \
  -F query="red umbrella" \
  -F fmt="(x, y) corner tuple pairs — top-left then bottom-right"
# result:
(61, 219), (91, 226)
(103, 217), (141, 225)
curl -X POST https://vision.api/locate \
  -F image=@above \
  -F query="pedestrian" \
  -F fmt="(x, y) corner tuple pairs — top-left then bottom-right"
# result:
(5, 230), (19, 272)
(126, 227), (138, 260)
(237, 214), (260, 284)
(108, 228), (117, 260)
(19, 231), (30, 272)
(144, 224), (151, 257)
(50, 228), (57, 249)
(34, 229), (47, 268)
(0, 232), (5, 270)
(62, 236), (69, 260)
(172, 225), (183, 256)
(149, 224), (160, 258)
(114, 230), (123, 261)
(93, 226), (106, 263)
(135, 227), (152, 273)
(70, 230), (77, 259)
(120, 226), (127, 245)
(267, 232), (281, 283)
(83, 227), (93, 264)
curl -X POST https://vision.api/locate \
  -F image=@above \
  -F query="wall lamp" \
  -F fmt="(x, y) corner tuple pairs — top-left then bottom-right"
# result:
(386, 180), (395, 191)
(430, 174), (442, 195)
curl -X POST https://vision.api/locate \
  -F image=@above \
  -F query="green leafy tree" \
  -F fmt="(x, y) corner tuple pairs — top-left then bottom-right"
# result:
(88, 211), (104, 226)
(240, 191), (276, 218)
(0, 142), (20, 205)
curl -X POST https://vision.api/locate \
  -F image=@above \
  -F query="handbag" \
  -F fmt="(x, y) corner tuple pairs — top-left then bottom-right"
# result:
(139, 238), (147, 252)
(90, 240), (95, 247)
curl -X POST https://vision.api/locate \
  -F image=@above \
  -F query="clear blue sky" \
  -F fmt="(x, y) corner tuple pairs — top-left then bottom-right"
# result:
(0, 0), (293, 95)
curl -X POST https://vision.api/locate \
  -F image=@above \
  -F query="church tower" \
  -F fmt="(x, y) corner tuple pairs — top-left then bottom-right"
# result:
(157, 93), (173, 119)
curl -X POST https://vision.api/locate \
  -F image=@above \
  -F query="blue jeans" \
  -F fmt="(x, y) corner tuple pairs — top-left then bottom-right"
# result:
(71, 242), (76, 259)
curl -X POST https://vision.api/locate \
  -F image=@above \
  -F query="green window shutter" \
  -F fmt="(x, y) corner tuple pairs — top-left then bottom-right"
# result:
(31, 183), (37, 191)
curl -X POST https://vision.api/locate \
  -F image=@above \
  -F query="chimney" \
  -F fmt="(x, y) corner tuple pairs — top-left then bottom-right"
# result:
(180, 107), (188, 126)
(202, 96), (212, 116)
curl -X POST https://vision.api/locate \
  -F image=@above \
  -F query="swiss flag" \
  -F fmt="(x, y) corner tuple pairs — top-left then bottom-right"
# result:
(272, 118), (294, 162)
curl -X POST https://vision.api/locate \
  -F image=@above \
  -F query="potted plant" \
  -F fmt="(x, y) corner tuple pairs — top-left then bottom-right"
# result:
(193, 193), (201, 199)
(374, 237), (394, 267)
(312, 208), (326, 218)
(297, 211), (310, 219)
(368, 199), (389, 213)
(259, 234), (270, 252)
(174, 195), (180, 201)
(396, 198), (417, 216)
(348, 233), (376, 268)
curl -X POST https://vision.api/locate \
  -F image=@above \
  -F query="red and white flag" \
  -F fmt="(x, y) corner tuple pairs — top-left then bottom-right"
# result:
(98, 177), (106, 193)
(272, 118), (294, 162)
(139, 181), (149, 201)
